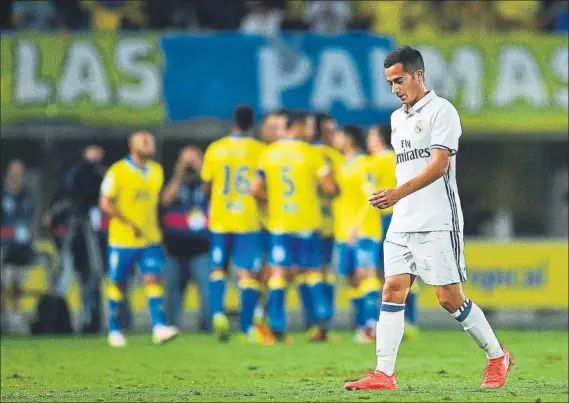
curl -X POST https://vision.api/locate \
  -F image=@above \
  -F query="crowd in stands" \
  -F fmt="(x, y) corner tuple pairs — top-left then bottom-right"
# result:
(1, 0), (567, 34)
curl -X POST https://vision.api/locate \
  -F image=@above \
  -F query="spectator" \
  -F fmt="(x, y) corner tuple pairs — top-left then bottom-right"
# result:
(145, 0), (198, 31)
(12, 0), (55, 31)
(161, 146), (211, 331)
(354, 0), (405, 37)
(80, 0), (147, 32)
(539, 0), (569, 33)
(43, 145), (126, 334)
(194, 0), (247, 31)
(1, 160), (36, 333)
(240, 0), (283, 37)
(52, 0), (89, 31)
(494, 0), (541, 32)
(1, 0), (13, 30)
(280, 0), (309, 31)
(304, 0), (352, 34)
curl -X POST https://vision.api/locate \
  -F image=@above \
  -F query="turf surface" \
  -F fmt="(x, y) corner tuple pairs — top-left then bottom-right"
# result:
(1, 329), (568, 402)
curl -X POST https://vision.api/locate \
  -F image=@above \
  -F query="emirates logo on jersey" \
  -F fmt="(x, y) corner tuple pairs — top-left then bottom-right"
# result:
(396, 147), (431, 164)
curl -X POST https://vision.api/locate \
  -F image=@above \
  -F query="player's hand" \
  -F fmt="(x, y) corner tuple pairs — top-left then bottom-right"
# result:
(369, 188), (402, 209)
(179, 147), (202, 172)
(128, 223), (143, 238)
(347, 228), (358, 246)
(42, 214), (52, 229)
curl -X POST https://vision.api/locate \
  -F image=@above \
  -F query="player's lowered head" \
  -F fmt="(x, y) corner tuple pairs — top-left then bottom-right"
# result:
(367, 125), (388, 154)
(129, 131), (155, 162)
(314, 112), (336, 146)
(260, 111), (281, 144)
(233, 104), (255, 135)
(384, 46), (427, 108)
(286, 109), (314, 140)
(334, 124), (365, 156)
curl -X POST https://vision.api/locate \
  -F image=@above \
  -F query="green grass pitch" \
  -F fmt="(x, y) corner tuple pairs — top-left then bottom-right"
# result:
(1, 329), (568, 402)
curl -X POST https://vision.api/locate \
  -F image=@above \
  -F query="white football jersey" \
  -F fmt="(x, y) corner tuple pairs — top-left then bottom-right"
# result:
(389, 90), (464, 233)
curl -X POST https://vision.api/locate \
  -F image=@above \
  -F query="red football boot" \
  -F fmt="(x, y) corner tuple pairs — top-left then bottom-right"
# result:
(344, 370), (397, 390)
(481, 346), (514, 389)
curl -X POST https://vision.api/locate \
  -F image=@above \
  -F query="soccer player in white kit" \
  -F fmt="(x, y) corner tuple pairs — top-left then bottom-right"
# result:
(344, 46), (513, 391)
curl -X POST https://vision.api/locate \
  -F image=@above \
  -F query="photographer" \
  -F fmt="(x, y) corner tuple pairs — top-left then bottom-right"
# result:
(161, 146), (211, 331)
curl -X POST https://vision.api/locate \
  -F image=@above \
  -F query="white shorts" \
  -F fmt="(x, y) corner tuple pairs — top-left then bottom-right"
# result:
(384, 231), (467, 286)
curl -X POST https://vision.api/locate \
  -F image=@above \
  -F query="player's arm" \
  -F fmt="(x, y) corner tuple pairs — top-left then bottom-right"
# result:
(99, 169), (142, 237)
(200, 144), (214, 197)
(316, 151), (339, 195)
(161, 148), (200, 207)
(370, 104), (460, 209)
(251, 170), (267, 201)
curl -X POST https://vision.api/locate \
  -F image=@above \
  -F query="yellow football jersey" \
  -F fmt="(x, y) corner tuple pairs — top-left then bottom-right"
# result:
(258, 139), (329, 233)
(334, 154), (382, 242)
(314, 143), (343, 238)
(370, 149), (397, 215)
(100, 157), (163, 248)
(201, 135), (263, 233)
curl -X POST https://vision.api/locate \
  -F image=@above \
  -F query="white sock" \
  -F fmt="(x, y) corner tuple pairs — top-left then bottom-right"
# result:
(375, 302), (405, 376)
(451, 298), (504, 360)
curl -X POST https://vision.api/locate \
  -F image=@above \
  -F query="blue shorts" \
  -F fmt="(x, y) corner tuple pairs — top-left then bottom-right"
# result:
(322, 236), (335, 266)
(268, 232), (322, 269)
(107, 244), (165, 283)
(337, 238), (381, 277)
(209, 232), (261, 272)
(261, 229), (271, 256)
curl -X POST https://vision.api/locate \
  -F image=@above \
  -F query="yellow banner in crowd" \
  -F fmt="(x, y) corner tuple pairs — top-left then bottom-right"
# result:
(18, 240), (568, 314)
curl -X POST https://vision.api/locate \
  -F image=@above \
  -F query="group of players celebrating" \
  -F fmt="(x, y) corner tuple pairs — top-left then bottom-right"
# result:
(203, 106), (418, 346)
(99, 46), (513, 391)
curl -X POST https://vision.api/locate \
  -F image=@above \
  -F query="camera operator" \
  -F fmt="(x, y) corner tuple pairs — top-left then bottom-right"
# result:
(161, 146), (212, 331)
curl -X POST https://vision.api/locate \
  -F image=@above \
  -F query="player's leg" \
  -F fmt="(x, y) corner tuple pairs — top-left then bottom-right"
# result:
(233, 232), (270, 344)
(345, 232), (412, 390)
(266, 233), (292, 342)
(337, 242), (367, 341)
(208, 232), (230, 341)
(138, 245), (178, 344)
(418, 232), (512, 388)
(322, 236), (337, 330)
(188, 252), (212, 332)
(253, 230), (271, 327)
(106, 246), (135, 347)
(355, 238), (382, 337)
(299, 232), (331, 342)
(296, 271), (315, 331)
(163, 254), (182, 327)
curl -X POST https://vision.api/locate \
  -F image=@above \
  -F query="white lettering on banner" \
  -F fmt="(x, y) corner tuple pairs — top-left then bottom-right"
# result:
(492, 47), (547, 107)
(15, 41), (51, 103)
(13, 38), (160, 107)
(370, 49), (400, 109)
(311, 50), (365, 110)
(57, 42), (111, 104)
(552, 47), (568, 109)
(259, 47), (311, 111)
(419, 46), (483, 111)
(115, 39), (160, 107)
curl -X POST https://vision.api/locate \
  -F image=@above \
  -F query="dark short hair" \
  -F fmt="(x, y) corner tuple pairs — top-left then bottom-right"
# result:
(233, 104), (255, 132)
(384, 46), (425, 74)
(343, 124), (366, 150)
(314, 112), (333, 140)
(262, 110), (282, 122)
(286, 109), (309, 129)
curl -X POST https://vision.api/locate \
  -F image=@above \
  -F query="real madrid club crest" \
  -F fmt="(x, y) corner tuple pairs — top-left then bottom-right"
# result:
(414, 120), (423, 134)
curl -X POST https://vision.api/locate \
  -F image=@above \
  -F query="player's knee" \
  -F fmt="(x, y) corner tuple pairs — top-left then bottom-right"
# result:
(435, 285), (464, 313)
(238, 269), (257, 281)
(382, 277), (409, 304)
(142, 274), (161, 285)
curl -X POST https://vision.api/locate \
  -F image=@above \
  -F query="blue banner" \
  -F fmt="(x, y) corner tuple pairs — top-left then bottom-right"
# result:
(160, 33), (398, 126)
